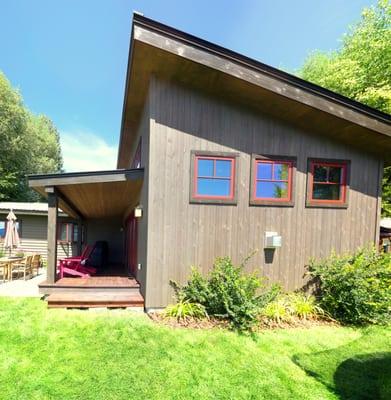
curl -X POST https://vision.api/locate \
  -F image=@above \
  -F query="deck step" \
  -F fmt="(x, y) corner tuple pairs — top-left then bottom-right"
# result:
(39, 277), (140, 296)
(47, 292), (144, 309)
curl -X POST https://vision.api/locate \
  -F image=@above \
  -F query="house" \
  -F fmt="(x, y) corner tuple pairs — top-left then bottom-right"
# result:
(28, 14), (391, 310)
(0, 202), (77, 262)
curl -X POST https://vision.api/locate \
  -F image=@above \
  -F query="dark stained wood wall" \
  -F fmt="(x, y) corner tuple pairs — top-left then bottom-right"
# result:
(126, 100), (150, 299)
(141, 77), (382, 308)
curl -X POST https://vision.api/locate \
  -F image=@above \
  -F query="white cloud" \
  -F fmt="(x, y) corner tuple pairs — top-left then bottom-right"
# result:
(60, 130), (117, 172)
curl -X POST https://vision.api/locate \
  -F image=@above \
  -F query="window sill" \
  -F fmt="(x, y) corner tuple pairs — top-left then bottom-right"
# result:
(190, 197), (237, 205)
(250, 199), (295, 207)
(305, 201), (348, 209)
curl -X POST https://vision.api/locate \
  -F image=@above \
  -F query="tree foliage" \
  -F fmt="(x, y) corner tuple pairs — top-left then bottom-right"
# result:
(300, 0), (391, 216)
(0, 71), (62, 201)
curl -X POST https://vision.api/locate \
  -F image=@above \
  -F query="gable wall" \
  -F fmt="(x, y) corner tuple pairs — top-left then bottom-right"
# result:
(144, 77), (382, 308)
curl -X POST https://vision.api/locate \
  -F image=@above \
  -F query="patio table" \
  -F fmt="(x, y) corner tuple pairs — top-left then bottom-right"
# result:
(0, 257), (24, 281)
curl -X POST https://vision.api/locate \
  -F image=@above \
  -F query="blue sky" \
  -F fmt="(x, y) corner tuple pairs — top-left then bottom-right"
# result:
(0, 0), (376, 171)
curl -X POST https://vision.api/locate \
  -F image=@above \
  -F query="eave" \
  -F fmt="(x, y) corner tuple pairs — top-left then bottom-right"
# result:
(117, 14), (391, 168)
(28, 169), (144, 219)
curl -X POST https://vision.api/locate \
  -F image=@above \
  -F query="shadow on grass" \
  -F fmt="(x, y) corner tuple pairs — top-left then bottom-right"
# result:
(293, 330), (391, 400)
(334, 353), (391, 399)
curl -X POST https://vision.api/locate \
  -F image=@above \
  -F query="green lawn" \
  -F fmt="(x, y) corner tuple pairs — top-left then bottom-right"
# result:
(0, 298), (389, 400)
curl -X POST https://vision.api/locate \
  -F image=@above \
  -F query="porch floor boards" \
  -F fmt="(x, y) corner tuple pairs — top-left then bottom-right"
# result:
(44, 276), (140, 288)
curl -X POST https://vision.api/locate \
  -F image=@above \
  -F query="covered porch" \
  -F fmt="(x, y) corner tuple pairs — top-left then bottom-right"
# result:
(28, 168), (144, 308)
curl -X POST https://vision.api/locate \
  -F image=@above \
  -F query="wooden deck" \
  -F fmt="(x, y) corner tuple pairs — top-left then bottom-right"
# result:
(39, 276), (144, 309)
(43, 276), (139, 288)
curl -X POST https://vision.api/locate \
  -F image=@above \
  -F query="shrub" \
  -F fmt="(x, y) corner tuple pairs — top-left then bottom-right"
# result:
(262, 298), (290, 323)
(308, 247), (391, 325)
(287, 293), (324, 320)
(173, 256), (280, 331)
(165, 300), (207, 321)
(260, 292), (324, 323)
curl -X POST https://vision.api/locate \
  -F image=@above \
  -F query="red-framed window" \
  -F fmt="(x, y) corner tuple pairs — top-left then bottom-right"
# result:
(250, 155), (296, 206)
(191, 152), (238, 204)
(308, 160), (348, 205)
(253, 160), (293, 201)
(131, 139), (142, 169)
(58, 223), (79, 243)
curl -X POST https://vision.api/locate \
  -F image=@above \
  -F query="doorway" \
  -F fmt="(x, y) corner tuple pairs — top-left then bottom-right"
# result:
(125, 212), (138, 277)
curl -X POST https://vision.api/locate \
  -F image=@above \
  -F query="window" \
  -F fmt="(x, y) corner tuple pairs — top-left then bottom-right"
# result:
(190, 151), (238, 204)
(0, 221), (5, 239)
(307, 159), (349, 207)
(0, 220), (21, 239)
(131, 139), (142, 169)
(250, 155), (296, 206)
(58, 223), (79, 243)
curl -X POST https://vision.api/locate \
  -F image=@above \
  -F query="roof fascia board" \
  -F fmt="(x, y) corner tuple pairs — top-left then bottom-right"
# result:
(132, 14), (390, 127)
(28, 169), (144, 188)
(132, 24), (390, 137)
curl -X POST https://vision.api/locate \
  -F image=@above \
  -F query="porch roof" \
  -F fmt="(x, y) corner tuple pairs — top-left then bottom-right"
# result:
(28, 169), (144, 219)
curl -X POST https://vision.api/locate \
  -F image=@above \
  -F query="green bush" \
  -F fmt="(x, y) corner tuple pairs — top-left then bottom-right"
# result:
(260, 293), (324, 323)
(288, 293), (324, 320)
(308, 247), (391, 325)
(173, 256), (280, 331)
(165, 300), (207, 321)
(261, 297), (290, 323)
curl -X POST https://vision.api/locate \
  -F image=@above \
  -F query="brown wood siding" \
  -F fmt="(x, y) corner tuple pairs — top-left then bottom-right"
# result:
(144, 77), (382, 308)
(0, 215), (77, 263)
(126, 99), (150, 299)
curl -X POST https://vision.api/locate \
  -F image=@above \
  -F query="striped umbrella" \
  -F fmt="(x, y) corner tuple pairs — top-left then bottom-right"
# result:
(4, 210), (20, 255)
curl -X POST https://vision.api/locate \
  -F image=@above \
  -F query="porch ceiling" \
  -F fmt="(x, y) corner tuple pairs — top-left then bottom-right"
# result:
(28, 169), (144, 219)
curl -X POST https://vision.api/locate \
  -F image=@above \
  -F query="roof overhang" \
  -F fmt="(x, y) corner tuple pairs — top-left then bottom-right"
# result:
(0, 210), (67, 217)
(117, 14), (391, 168)
(28, 169), (144, 219)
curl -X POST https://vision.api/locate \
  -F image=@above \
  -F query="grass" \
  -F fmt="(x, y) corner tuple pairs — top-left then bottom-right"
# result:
(0, 298), (389, 399)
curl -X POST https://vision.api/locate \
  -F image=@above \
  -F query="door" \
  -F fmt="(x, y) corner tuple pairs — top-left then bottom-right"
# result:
(125, 212), (138, 277)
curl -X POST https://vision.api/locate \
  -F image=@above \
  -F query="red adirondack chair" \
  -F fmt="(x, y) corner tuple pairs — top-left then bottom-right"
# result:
(58, 245), (97, 278)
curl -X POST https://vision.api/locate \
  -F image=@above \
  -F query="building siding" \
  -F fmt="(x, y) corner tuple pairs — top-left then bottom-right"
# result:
(0, 214), (77, 262)
(144, 77), (382, 308)
(126, 99), (150, 299)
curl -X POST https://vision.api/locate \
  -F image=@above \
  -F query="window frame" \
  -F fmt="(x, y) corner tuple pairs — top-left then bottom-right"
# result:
(190, 150), (239, 205)
(57, 222), (79, 243)
(250, 154), (296, 206)
(130, 138), (142, 169)
(306, 158), (350, 208)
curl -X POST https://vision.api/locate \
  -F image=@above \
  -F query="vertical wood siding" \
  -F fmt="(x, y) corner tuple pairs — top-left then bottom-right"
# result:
(126, 100), (150, 298)
(142, 77), (382, 308)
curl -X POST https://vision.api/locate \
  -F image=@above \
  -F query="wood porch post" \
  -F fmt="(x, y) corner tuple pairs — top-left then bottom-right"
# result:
(77, 219), (83, 255)
(46, 188), (58, 284)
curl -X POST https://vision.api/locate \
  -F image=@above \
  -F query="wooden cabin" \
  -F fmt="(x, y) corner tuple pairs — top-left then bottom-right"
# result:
(29, 14), (391, 310)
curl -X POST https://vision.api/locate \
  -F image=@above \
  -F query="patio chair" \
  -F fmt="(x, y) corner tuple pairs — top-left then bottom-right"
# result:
(0, 262), (8, 283)
(58, 245), (97, 278)
(11, 255), (33, 280)
(31, 254), (41, 277)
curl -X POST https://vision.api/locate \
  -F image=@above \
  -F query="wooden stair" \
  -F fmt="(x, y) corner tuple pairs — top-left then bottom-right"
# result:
(46, 291), (144, 309)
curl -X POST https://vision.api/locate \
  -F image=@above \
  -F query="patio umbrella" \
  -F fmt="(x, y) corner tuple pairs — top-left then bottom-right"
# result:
(4, 210), (20, 255)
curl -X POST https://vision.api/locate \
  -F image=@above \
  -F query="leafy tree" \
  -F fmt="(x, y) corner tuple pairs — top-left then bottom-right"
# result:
(300, 0), (391, 216)
(0, 71), (62, 201)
